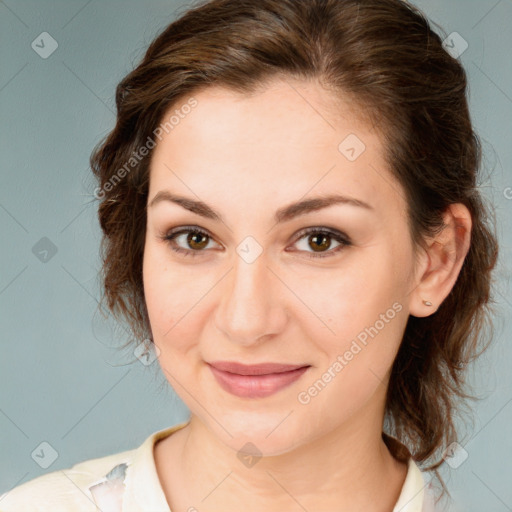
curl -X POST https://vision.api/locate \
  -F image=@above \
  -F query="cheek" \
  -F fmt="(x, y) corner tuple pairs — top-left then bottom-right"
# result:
(298, 304), (407, 422)
(291, 254), (402, 334)
(143, 246), (210, 366)
(291, 251), (408, 379)
(143, 247), (186, 343)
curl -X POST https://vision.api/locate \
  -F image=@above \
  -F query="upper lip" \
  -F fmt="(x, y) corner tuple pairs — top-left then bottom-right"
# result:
(208, 361), (310, 376)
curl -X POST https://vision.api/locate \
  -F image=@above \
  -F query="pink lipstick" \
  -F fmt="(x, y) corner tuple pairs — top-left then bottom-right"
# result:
(208, 361), (310, 399)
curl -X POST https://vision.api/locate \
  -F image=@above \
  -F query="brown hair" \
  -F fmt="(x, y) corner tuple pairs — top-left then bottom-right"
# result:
(90, 0), (499, 501)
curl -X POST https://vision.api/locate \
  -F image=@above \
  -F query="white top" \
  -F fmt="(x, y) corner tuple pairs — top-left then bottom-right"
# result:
(0, 421), (440, 511)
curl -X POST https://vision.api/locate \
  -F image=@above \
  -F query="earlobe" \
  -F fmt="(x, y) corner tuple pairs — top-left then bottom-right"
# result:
(409, 203), (472, 318)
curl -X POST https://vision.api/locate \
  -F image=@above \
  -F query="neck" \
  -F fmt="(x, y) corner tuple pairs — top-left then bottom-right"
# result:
(155, 390), (408, 512)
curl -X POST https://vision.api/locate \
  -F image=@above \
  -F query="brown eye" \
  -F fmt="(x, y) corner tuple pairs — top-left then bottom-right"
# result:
(291, 228), (352, 259)
(186, 231), (209, 250)
(163, 227), (218, 258)
(308, 233), (332, 252)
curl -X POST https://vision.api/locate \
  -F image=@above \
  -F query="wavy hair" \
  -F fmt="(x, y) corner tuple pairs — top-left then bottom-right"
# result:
(90, 0), (499, 500)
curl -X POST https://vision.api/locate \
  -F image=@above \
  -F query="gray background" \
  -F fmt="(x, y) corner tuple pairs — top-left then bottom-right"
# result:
(0, 0), (511, 510)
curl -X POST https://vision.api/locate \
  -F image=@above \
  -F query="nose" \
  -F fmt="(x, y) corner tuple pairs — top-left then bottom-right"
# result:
(213, 250), (288, 347)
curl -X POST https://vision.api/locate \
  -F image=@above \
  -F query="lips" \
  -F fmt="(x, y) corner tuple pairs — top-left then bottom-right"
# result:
(207, 361), (310, 398)
(209, 361), (308, 375)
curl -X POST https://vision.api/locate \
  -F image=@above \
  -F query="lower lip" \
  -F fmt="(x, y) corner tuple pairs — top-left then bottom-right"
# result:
(208, 365), (310, 399)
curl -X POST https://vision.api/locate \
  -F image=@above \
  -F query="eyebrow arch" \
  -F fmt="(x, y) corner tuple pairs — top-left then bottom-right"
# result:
(148, 191), (373, 224)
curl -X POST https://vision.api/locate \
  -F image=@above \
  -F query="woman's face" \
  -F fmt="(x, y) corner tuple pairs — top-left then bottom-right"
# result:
(143, 78), (419, 454)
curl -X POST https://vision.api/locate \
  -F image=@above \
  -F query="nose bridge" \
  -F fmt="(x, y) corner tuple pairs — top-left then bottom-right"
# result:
(215, 246), (284, 344)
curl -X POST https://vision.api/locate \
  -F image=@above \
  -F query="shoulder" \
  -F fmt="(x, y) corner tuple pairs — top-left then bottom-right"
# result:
(0, 447), (135, 512)
(0, 422), (188, 512)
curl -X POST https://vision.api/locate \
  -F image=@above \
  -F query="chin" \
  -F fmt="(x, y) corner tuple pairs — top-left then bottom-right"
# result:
(206, 410), (306, 457)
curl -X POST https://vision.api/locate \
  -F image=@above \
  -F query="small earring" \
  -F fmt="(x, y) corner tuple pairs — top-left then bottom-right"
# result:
(422, 300), (433, 307)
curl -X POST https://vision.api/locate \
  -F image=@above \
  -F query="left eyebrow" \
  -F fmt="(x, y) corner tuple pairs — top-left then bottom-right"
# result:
(274, 194), (374, 223)
(147, 192), (374, 224)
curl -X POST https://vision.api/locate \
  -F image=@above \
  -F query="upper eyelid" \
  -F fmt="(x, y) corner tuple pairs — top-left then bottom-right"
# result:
(165, 226), (219, 243)
(293, 226), (350, 240)
(164, 225), (350, 247)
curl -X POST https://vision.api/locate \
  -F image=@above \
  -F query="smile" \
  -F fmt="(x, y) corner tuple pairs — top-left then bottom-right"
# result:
(207, 362), (311, 399)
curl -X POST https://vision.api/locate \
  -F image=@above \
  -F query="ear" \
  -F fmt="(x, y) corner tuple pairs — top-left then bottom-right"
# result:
(409, 203), (472, 318)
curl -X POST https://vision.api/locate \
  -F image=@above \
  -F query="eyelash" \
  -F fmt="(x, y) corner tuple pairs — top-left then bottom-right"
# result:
(161, 226), (352, 259)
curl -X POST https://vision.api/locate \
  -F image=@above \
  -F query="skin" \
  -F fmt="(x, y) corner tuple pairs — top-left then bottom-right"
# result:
(143, 77), (472, 512)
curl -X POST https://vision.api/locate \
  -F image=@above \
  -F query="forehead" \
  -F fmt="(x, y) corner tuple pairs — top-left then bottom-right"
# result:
(156, 78), (380, 151)
(148, 78), (406, 221)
